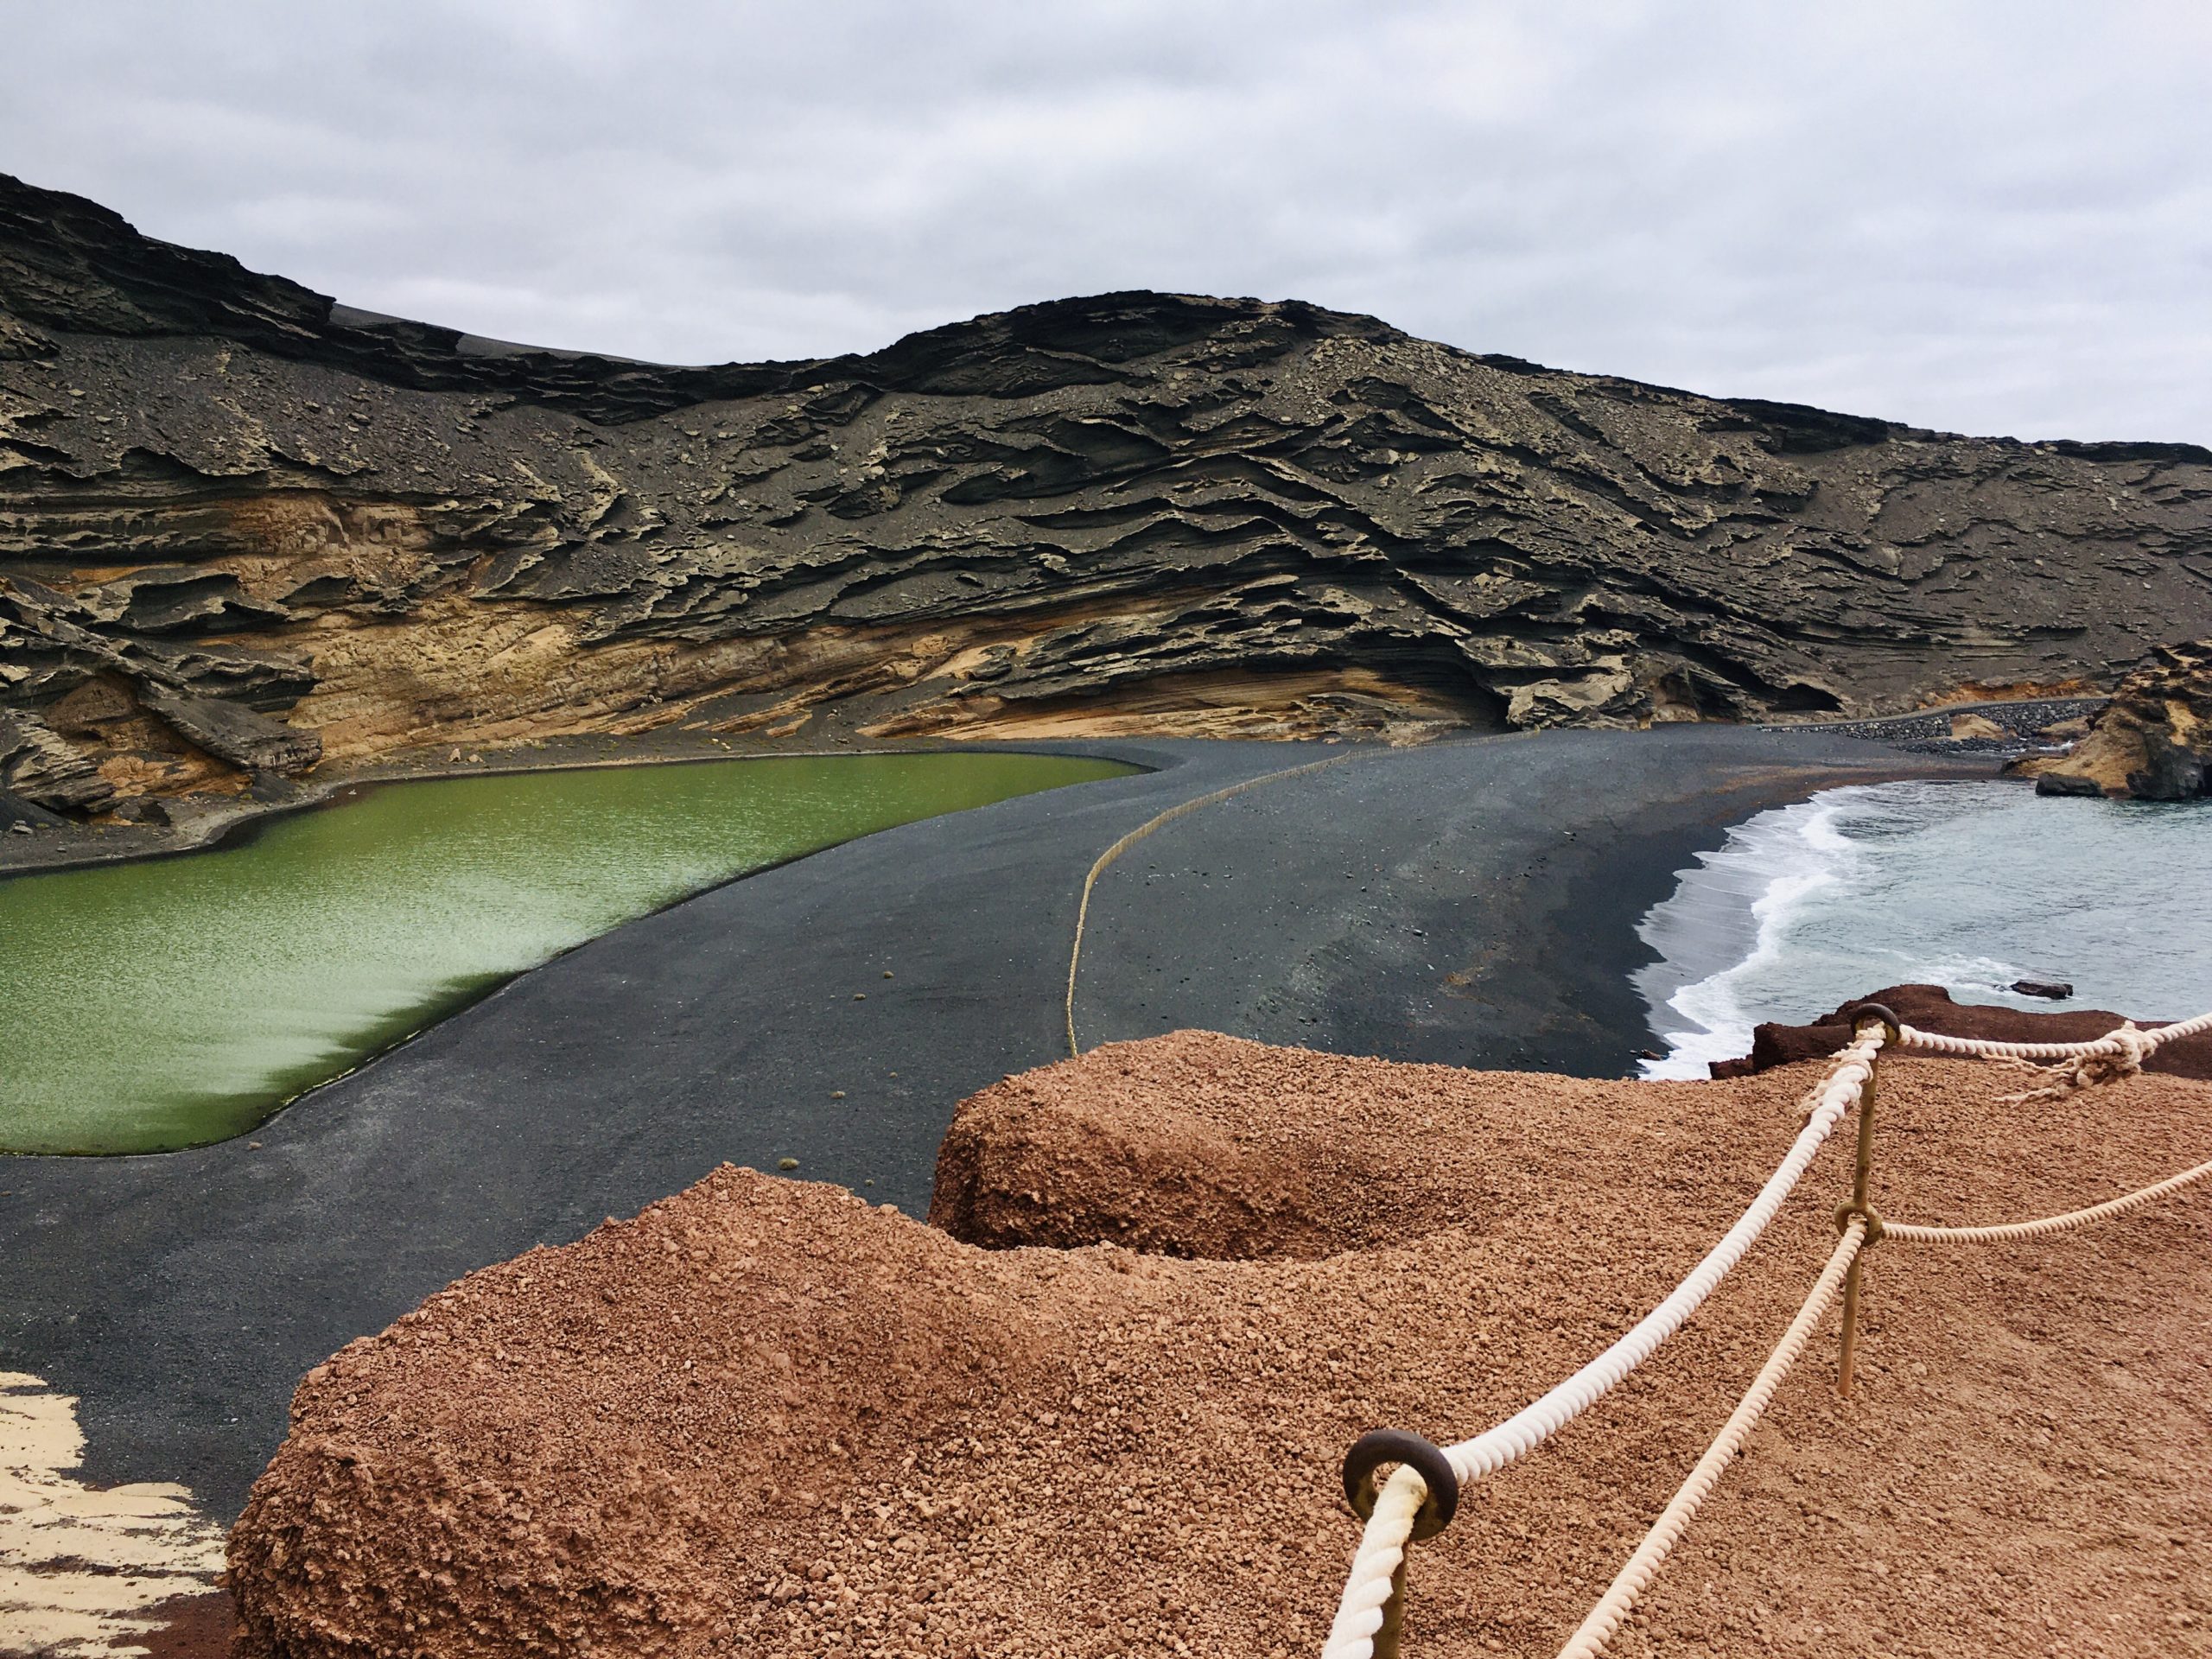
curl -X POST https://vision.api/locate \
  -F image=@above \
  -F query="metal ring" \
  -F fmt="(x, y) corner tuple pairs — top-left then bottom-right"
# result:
(1834, 1201), (1886, 1245)
(1340, 1428), (1460, 1541)
(1843, 1001), (1902, 1039)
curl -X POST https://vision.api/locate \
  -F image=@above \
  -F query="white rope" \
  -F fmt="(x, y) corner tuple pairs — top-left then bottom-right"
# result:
(1885, 1154), (2212, 1243)
(1316, 1008), (2211, 1659)
(1897, 1007), (2212, 1063)
(1552, 1222), (1866, 1659)
(1318, 1027), (1885, 1659)
(1319, 1466), (1427, 1659)
(1435, 1028), (1878, 1485)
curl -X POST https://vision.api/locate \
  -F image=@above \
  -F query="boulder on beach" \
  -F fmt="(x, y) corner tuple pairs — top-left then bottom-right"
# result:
(227, 1031), (2212, 1657)
(2019, 639), (2212, 799)
(1708, 982), (2212, 1080)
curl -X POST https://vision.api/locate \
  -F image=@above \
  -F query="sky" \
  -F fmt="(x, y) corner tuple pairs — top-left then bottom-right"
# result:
(4, 0), (2209, 444)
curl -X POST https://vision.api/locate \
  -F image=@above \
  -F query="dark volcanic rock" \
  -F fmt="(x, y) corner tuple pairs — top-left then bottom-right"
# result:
(0, 706), (118, 813)
(136, 681), (321, 775)
(2022, 639), (2212, 799)
(4, 171), (2211, 814)
(1712, 983), (2212, 1082)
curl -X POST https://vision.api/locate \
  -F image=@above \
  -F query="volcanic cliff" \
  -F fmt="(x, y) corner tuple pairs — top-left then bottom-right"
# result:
(4, 172), (2210, 819)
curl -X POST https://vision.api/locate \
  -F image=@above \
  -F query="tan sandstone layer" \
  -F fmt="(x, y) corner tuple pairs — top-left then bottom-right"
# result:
(226, 1033), (2212, 1658)
(2017, 638), (2212, 799)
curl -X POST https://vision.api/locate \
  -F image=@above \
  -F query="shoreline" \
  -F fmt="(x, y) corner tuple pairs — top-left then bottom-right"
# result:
(0, 726), (1171, 881)
(0, 728), (1994, 1519)
(7, 750), (1143, 1159)
(0, 694), (2090, 881)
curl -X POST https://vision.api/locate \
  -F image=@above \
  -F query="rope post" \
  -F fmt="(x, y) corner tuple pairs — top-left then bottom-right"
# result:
(1375, 1558), (1408, 1659)
(1834, 1003), (1897, 1398)
(1332, 1430), (1459, 1658)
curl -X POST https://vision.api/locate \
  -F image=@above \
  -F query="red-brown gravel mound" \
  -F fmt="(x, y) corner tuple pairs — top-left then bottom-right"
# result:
(229, 1033), (2212, 1658)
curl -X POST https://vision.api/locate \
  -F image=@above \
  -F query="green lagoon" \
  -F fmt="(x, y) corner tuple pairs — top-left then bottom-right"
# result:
(1, 751), (1132, 1155)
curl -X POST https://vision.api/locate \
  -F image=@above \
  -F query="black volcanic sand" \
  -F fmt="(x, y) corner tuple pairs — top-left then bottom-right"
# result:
(0, 728), (1985, 1517)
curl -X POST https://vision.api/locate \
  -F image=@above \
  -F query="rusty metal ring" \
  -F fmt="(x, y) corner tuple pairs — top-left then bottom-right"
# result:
(1340, 1428), (1459, 1541)
(1843, 1001), (1902, 1040)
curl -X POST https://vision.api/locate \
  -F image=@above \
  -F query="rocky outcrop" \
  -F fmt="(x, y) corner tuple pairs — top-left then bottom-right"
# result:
(1709, 982), (2212, 1081)
(5, 171), (2211, 817)
(2022, 639), (2211, 798)
(0, 706), (118, 814)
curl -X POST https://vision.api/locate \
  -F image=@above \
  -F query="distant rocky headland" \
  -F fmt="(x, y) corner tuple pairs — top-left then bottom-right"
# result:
(2015, 638), (2211, 798)
(4, 169), (2210, 823)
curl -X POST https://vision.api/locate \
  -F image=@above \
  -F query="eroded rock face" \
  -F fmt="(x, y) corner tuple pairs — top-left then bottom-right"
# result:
(2022, 639), (2211, 799)
(6, 170), (2211, 815)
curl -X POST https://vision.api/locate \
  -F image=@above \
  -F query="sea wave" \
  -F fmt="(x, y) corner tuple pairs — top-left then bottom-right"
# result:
(1632, 779), (2212, 1079)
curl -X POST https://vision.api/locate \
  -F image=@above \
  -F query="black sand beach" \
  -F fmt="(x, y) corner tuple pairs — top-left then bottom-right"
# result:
(0, 727), (1986, 1517)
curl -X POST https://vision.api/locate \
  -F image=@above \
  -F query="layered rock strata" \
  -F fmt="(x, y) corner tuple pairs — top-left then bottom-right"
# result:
(5, 171), (2211, 818)
(2021, 638), (2212, 798)
(226, 1031), (2212, 1657)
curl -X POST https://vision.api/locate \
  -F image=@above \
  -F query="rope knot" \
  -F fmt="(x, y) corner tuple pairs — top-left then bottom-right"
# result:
(2000, 1020), (2151, 1103)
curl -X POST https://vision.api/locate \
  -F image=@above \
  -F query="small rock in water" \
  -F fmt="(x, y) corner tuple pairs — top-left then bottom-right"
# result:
(2035, 772), (2104, 798)
(2012, 978), (2074, 1000)
(777, 1157), (800, 1171)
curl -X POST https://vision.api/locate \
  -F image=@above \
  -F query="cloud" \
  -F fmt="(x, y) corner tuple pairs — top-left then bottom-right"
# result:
(4, 0), (2208, 442)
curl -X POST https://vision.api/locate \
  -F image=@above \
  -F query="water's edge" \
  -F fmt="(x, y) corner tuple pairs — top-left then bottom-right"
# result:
(3, 751), (1143, 1155)
(1634, 777), (2212, 1077)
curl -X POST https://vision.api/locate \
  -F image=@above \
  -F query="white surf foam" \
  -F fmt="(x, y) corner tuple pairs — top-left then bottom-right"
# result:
(1634, 792), (1862, 1079)
(1631, 778), (2212, 1080)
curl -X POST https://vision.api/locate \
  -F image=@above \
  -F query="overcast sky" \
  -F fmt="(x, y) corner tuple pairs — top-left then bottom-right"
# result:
(5, 1), (2209, 442)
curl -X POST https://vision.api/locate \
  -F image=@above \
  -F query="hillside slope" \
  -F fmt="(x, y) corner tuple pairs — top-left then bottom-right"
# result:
(3, 172), (2209, 815)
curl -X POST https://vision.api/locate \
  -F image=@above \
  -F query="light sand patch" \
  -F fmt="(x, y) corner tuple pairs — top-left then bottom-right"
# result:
(0, 1372), (225, 1657)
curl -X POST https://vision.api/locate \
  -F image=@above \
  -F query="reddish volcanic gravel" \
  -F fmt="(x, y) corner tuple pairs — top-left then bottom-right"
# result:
(228, 1033), (2212, 1658)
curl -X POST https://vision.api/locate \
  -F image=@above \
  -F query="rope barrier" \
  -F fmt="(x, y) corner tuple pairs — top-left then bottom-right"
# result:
(1885, 1154), (2212, 1243)
(1897, 1007), (2212, 1064)
(1320, 1022), (1890, 1658)
(1064, 752), (1364, 1058)
(1323, 1465), (1429, 1659)
(1430, 1027), (1884, 1484)
(1317, 1007), (2212, 1656)
(1553, 1222), (1866, 1659)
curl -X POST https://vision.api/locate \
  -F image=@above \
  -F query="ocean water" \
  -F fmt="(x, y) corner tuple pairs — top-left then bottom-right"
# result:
(1635, 779), (2212, 1079)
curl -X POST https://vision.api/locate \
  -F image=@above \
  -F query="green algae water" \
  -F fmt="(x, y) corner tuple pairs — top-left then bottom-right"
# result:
(1, 752), (1132, 1155)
